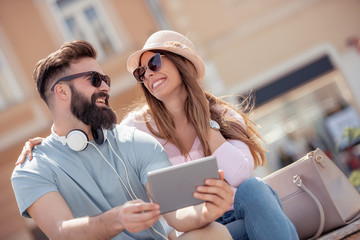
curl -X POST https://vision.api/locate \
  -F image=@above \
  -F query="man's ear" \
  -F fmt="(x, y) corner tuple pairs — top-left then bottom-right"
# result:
(53, 83), (71, 100)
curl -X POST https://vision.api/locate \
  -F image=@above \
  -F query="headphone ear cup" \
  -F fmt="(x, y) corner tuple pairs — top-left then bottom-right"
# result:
(66, 129), (89, 151)
(91, 127), (105, 145)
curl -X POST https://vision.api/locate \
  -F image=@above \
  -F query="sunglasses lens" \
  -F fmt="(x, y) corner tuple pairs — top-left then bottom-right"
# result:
(133, 67), (146, 82)
(148, 53), (161, 72)
(90, 72), (111, 87)
(133, 53), (162, 83)
(91, 73), (102, 87)
(103, 76), (111, 87)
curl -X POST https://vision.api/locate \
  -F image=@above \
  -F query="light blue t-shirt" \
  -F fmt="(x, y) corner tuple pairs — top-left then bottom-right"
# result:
(11, 125), (172, 240)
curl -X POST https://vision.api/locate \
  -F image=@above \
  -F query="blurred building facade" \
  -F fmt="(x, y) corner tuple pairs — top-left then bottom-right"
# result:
(1, 0), (360, 239)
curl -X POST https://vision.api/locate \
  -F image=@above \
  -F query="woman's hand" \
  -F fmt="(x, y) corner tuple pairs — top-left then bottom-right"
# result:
(194, 170), (234, 222)
(16, 137), (44, 165)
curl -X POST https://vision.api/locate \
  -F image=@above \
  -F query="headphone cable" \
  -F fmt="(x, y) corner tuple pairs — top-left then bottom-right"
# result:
(88, 141), (169, 240)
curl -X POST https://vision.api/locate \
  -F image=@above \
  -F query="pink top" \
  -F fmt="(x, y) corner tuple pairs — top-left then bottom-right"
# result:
(120, 107), (254, 194)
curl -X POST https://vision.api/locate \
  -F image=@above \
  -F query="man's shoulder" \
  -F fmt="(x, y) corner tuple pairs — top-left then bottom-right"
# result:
(12, 136), (71, 174)
(11, 146), (53, 181)
(112, 124), (159, 144)
(109, 125), (165, 160)
(110, 124), (136, 141)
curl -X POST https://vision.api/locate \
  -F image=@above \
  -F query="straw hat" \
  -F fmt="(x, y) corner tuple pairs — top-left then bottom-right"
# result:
(127, 30), (205, 80)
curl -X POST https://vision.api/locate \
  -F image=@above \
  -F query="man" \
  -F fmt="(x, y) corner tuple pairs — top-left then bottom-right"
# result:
(11, 40), (233, 239)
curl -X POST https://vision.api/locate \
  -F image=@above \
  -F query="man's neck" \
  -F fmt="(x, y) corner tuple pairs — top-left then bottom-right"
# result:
(52, 120), (92, 139)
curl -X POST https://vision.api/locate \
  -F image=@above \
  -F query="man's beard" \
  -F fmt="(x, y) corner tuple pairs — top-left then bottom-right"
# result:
(69, 84), (117, 130)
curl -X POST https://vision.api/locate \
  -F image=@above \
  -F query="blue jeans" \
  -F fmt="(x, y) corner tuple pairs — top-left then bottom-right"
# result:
(216, 177), (299, 240)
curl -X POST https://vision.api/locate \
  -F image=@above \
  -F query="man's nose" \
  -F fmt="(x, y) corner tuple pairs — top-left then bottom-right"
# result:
(99, 79), (110, 92)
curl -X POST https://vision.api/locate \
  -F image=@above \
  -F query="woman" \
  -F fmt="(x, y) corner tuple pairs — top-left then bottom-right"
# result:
(17, 30), (299, 240)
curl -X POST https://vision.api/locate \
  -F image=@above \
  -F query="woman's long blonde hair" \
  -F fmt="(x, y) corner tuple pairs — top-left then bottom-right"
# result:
(132, 50), (266, 167)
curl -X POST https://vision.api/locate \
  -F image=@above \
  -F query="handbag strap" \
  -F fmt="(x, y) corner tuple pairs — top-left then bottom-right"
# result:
(293, 175), (325, 240)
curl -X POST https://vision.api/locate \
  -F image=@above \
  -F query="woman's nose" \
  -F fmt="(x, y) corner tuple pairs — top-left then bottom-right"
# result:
(144, 67), (154, 80)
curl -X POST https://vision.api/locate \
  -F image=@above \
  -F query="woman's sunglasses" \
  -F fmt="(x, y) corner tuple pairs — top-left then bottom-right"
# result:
(133, 53), (162, 83)
(51, 71), (111, 91)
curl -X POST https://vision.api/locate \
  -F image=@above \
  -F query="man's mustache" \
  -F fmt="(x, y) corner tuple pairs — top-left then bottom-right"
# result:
(92, 91), (110, 106)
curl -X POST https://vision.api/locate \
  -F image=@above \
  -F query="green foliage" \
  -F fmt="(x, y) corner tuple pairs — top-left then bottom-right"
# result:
(349, 170), (360, 187)
(342, 127), (360, 143)
(342, 127), (360, 191)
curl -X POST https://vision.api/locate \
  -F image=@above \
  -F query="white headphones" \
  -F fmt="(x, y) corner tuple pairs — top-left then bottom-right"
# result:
(51, 125), (106, 151)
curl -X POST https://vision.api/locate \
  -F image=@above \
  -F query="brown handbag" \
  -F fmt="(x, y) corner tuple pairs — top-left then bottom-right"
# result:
(263, 148), (360, 240)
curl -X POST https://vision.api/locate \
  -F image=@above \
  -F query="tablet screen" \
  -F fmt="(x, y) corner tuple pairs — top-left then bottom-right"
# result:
(147, 156), (219, 214)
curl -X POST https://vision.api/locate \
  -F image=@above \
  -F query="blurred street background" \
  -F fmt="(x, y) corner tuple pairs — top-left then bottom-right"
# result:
(1, 0), (360, 239)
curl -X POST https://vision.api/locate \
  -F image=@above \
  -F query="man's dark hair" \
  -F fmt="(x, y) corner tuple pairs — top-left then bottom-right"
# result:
(33, 40), (97, 104)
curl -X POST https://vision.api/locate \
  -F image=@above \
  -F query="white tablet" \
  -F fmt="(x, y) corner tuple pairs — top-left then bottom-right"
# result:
(147, 156), (219, 214)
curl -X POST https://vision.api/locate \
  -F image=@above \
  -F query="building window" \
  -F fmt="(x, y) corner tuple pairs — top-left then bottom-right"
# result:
(0, 50), (23, 111)
(49, 0), (123, 61)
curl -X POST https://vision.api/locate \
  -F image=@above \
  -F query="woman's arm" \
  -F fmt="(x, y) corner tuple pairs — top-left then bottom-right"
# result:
(208, 106), (255, 187)
(212, 139), (254, 188)
(208, 117), (254, 188)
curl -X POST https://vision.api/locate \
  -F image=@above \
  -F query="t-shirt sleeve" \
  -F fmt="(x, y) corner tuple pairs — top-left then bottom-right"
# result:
(131, 129), (172, 186)
(11, 158), (57, 218)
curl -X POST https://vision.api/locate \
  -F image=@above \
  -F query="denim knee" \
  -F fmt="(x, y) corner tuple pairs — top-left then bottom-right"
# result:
(235, 178), (266, 198)
(234, 177), (282, 210)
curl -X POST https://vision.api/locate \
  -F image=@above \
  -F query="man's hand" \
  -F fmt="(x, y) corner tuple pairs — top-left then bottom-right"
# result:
(28, 192), (162, 239)
(116, 199), (161, 233)
(193, 169), (234, 221)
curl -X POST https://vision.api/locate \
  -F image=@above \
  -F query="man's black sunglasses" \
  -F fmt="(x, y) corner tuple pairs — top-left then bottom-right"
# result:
(133, 53), (162, 83)
(50, 71), (111, 91)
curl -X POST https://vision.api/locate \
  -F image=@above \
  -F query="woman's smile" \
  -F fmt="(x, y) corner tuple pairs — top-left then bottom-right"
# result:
(151, 77), (166, 90)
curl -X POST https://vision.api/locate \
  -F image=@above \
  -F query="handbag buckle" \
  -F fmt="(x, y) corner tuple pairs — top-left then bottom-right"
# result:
(293, 175), (302, 187)
(315, 155), (327, 168)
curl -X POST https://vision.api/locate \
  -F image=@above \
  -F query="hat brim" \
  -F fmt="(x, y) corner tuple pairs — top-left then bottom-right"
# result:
(127, 46), (205, 80)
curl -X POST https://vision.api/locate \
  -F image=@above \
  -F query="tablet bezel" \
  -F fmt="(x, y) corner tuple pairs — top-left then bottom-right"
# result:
(147, 156), (219, 214)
